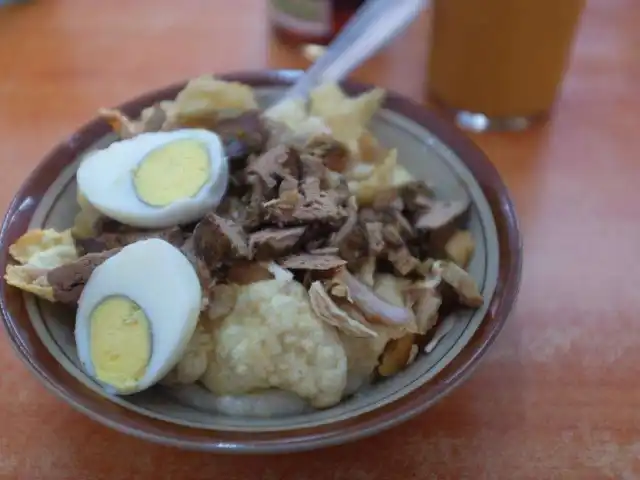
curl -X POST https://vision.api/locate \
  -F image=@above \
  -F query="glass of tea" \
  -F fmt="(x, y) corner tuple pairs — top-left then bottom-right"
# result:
(427, 0), (586, 131)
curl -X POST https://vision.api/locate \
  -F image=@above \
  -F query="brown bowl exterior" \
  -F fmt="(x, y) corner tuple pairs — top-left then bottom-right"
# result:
(0, 70), (522, 453)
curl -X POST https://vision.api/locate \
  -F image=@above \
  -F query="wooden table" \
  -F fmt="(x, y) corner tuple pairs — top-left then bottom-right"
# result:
(0, 1), (639, 478)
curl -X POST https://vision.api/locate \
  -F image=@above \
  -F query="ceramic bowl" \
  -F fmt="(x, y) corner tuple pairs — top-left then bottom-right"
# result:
(0, 70), (522, 453)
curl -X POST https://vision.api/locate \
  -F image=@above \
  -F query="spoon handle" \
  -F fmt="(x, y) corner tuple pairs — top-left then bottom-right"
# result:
(272, 0), (427, 106)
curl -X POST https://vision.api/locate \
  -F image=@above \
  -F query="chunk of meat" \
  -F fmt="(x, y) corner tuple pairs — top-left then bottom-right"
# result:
(330, 197), (367, 265)
(211, 111), (269, 165)
(445, 229), (476, 267)
(192, 213), (250, 268)
(243, 174), (268, 228)
(265, 192), (347, 226)
(261, 178), (302, 220)
(47, 249), (121, 304)
(226, 261), (275, 285)
(308, 281), (377, 338)
(279, 254), (346, 271)
(248, 227), (306, 259)
(246, 145), (300, 189)
(76, 226), (184, 255)
(358, 207), (414, 248)
(247, 148), (283, 190)
(296, 222), (333, 252)
(433, 260), (483, 308)
(254, 151), (347, 228)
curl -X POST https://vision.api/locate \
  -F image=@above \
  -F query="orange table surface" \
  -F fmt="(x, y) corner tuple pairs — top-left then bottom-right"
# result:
(1, 1), (639, 479)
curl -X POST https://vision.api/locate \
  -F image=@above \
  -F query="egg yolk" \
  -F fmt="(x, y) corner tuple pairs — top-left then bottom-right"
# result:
(89, 296), (151, 391)
(133, 139), (211, 207)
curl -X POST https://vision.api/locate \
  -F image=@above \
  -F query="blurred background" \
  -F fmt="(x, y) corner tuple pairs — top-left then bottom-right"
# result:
(0, 0), (618, 212)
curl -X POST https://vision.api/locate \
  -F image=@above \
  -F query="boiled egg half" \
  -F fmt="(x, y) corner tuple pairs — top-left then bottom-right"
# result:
(76, 129), (228, 229)
(75, 238), (202, 394)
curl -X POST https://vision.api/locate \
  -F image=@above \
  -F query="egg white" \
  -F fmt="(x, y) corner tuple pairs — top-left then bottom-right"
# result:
(76, 129), (228, 229)
(75, 238), (202, 395)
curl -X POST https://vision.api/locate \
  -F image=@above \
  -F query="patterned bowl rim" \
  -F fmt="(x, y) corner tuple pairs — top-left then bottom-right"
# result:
(0, 70), (522, 453)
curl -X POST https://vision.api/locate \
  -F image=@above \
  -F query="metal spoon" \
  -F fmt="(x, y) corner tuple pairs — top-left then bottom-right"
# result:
(267, 0), (427, 113)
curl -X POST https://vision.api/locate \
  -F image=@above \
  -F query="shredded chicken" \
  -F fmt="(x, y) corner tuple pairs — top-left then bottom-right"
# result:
(308, 281), (377, 338)
(339, 270), (416, 328)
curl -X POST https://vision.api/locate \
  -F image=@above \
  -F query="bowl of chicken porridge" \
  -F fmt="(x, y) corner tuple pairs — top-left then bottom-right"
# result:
(0, 70), (522, 452)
